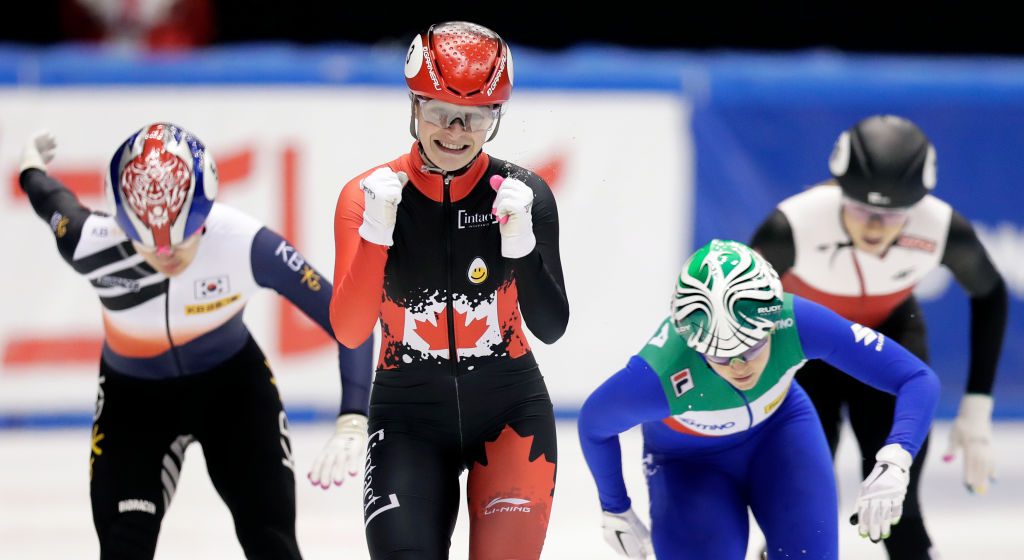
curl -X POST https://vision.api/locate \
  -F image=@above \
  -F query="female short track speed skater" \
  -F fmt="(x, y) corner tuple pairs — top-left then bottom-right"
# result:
(578, 240), (939, 560)
(751, 115), (1008, 559)
(18, 125), (373, 560)
(329, 21), (569, 560)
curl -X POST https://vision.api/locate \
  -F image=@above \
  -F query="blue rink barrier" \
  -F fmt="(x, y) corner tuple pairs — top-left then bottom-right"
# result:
(1, 44), (1021, 421)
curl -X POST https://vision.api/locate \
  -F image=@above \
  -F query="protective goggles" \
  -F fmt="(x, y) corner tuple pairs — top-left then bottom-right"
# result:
(842, 197), (910, 227)
(416, 96), (501, 132)
(702, 337), (770, 366)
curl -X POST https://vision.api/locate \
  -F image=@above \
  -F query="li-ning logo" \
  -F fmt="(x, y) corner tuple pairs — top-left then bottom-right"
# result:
(118, 499), (156, 514)
(423, 47), (442, 90)
(458, 209), (496, 229)
(486, 54), (507, 97)
(484, 497), (531, 515)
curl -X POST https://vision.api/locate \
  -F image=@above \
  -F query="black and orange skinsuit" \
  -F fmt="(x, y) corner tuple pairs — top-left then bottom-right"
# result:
(331, 144), (569, 559)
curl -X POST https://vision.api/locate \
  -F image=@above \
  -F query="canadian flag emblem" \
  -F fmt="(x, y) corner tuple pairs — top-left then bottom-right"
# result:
(414, 307), (490, 351)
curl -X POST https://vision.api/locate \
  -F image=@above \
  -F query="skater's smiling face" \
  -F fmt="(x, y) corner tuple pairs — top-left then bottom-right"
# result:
(702, 337), (773, 390)
(414, 97), (496, 172)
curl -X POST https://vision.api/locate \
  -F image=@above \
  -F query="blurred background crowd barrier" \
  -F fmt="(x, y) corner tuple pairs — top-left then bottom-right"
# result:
(1, 3), (1021, 425)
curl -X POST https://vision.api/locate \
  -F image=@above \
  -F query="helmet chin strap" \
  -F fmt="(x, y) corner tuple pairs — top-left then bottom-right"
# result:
(408, 94), (419, 141)
(485, 112), (502, 143)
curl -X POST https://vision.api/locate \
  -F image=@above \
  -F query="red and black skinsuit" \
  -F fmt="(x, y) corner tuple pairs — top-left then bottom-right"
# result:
(331, 144), (569, 559)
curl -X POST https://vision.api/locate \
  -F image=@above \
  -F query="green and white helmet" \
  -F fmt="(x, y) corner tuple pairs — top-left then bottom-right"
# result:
(671, 240), (784, 358)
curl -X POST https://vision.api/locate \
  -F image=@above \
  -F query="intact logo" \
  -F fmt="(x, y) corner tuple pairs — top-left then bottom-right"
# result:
(484, 497), (531, 515)
(195, 276), (229, 299)
(850, 323), (885, 351)
(671, 369), (694, 397)
(458, 209), (496, 229)
(364, 429), (402, 528)
(757, 305), (781, 314)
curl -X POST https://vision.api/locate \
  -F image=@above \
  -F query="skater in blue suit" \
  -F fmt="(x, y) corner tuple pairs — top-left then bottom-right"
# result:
(578, 240), (940, 559)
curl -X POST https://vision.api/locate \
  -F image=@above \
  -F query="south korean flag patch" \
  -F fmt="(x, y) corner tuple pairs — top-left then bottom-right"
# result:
(671, 368), (694, 397)
(195, 276), (230, 299)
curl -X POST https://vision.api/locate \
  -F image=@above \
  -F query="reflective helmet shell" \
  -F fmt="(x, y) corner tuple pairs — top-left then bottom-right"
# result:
(106, 123), (218, 249)
(404, 21), (513, 106)
(671, 240), (784, 358)
(829, 114), (936, 208)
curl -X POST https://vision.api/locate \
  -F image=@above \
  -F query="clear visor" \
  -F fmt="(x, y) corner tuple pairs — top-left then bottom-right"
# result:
(416, 97), (501, 132)
(703, 337), (770, 365)
(842, 197), (910, 226)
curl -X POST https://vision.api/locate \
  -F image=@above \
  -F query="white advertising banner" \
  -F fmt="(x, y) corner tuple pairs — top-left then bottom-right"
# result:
(0, 87), (692, 417)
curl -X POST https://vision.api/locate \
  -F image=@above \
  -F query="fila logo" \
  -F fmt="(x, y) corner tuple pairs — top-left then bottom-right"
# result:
(671, 369), (694, 397)
(850, 323), (885, 352)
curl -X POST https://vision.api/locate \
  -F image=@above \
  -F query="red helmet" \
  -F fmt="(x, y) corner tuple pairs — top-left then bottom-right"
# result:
(404, 21), (513, 106)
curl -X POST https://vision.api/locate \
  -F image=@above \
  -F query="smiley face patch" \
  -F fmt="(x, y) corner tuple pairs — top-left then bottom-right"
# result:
(468, 257), (488, 284)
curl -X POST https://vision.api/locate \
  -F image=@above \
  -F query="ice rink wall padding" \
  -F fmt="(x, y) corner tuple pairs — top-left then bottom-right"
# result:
(0, 45), (1020, 425)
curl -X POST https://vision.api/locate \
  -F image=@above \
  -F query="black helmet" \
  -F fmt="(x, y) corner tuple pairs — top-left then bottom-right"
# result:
(828, 115), (936, 208)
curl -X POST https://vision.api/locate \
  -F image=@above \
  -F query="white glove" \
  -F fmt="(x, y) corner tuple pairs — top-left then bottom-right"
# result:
(601, 508), (652, 559)
(21, 130), (57, 173)
(307, 413), (368, 489)
(944, 393), (995, 494)
(490, 175), (536, 259)
(853, 443), (912, 542)
(358, 167), (408, 246)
